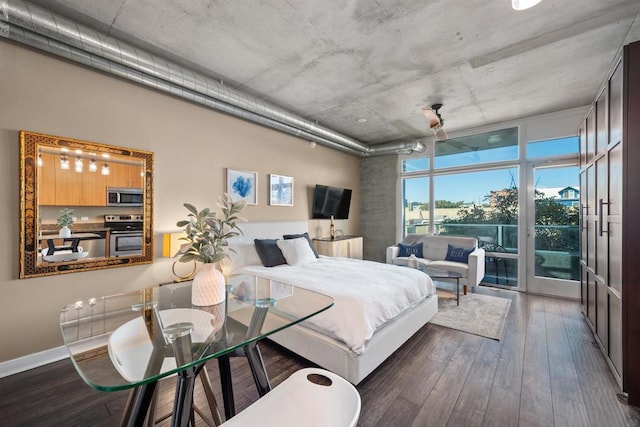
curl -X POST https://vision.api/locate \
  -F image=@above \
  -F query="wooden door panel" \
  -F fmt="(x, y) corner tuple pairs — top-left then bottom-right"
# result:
(608, 222), (622, 296)
(581, 265), (588, 310)
(595, 157), (608, 279)
(609, 292), (623, 377)
(586, 166), (596, 269)
(82, 170), (107, 206)
(55, 154), (83, 206)
(609, 61), (623, 146)
(608, 143), (622, 217)
(596, 88), (607, 154)
(586, 109), (596, 164)
(587, 271), (596, 328)
(579, 123), (587, 167)
(596, 279), (608, 351)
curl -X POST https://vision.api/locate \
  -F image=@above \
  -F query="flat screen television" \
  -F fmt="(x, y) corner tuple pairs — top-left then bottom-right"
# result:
(311, 185), (352, 219)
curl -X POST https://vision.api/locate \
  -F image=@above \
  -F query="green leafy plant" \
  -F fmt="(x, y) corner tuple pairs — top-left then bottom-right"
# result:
(176, 194), (246, 264)
(56, 208), (75, 228)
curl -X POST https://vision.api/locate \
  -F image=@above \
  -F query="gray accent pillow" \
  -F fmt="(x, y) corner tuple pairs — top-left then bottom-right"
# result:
(254, 239), (287, 267)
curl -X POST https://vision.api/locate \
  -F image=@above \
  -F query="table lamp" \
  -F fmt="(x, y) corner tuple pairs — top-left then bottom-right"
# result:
(162, 232), (196, 282)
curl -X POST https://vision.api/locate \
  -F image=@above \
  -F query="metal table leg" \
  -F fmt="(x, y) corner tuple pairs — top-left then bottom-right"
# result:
(120, 382), (157, 427)
(245, 342), (271, 397)
(218, 355), (235, 419)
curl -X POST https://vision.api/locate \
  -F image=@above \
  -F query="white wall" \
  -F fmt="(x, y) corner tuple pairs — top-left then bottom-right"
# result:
(0, 40), (360, 363)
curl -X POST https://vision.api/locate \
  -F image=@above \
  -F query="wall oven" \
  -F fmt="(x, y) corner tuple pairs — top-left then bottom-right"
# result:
(105, 214), (143, 257)
(107, 187), (144, 207)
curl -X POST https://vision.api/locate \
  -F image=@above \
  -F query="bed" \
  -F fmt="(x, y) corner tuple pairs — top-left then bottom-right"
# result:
(221, 221), (438, 385)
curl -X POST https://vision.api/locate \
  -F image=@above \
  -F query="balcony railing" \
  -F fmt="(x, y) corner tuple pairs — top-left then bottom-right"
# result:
(404, 222), (579, 285)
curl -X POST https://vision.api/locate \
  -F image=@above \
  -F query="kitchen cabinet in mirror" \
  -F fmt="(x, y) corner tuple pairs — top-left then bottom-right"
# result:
(19, 130), (154, 278)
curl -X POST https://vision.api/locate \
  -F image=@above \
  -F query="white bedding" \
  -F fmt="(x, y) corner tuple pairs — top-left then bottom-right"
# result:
(237, 256), (435, 355)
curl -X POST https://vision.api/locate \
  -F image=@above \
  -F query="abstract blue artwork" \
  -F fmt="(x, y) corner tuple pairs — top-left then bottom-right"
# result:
(227, 169), (257, 205)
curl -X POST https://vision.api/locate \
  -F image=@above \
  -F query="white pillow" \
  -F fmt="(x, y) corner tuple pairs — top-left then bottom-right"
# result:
(276, 238), (318, 266)
(220, 242), (261, 275)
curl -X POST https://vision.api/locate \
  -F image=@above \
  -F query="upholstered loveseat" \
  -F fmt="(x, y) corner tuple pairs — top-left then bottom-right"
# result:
(386, 234), (485, 291)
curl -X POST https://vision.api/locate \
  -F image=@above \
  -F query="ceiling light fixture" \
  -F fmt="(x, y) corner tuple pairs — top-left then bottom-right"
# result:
(60, 153), (70, 170)
(37, 152), (43, 167)
(89, 159), (97, 172)
(512, 0), (542, 10)
(101, 163), (110, 175)
(74, 157), (83, 173)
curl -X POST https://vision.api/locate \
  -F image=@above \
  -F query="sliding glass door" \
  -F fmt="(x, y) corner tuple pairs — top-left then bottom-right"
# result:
(526, 164), (580, 298)
(434, 168), (520, 289)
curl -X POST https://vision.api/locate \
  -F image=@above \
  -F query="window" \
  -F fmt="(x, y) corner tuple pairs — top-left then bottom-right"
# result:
(435, 128), (518, 169)
(402, 157), (429, 172)
(434, 168), (519, 286)
(527, 136), (579, 159)
(403, 176), (429, 236)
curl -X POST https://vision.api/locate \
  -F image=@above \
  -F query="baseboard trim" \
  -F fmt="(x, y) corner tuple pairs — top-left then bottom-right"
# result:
(0, 346), (69, 379)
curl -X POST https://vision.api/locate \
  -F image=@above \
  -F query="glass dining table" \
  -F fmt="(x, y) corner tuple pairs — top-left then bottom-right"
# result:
(59, 274), (334, 427)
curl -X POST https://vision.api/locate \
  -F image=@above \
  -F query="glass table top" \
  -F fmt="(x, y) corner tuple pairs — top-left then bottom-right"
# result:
(417, 266), (465, 279)
(59, 275), (334, 392)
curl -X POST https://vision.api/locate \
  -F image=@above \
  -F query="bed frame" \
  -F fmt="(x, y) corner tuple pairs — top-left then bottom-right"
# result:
(230, 221), (439, 385)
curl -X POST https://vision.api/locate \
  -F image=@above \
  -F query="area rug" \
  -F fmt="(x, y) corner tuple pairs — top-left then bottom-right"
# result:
(430, 292), (512, 340)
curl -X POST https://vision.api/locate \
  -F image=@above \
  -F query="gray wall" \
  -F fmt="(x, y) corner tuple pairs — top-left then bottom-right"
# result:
(359, 155), (398, 262)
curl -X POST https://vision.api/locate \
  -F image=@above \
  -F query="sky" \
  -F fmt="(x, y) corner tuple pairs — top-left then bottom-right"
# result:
(404, 136), (579, 204)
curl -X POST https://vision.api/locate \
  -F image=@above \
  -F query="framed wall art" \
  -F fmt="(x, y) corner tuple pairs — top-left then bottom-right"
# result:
(227, 169), (257, 205)
(269, 174), (294, 206)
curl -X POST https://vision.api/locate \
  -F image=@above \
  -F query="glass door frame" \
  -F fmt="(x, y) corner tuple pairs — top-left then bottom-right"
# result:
(524, 158), (581, 298)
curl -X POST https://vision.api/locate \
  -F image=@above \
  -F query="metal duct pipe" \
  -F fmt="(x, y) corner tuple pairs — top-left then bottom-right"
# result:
(0, 0), (375, 155)
(3, 24), (365, 157)
(367, 140), (426, 156)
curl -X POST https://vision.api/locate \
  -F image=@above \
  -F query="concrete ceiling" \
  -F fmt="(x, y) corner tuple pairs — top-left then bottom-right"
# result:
(28, 0), (640, 146)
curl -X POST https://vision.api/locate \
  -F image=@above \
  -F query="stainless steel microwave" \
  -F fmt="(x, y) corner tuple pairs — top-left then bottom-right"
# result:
(106, 187), (144, 207)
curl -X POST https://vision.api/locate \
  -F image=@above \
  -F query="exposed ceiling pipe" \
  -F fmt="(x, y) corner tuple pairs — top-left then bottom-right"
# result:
(368, 141), (426, 156)
(0, 0), (423, 157)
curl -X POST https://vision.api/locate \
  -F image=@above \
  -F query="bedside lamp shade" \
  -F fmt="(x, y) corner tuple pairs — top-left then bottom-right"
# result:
(163, 232), (187, 257)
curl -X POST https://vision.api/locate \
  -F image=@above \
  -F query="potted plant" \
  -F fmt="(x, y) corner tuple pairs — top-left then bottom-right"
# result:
(57, 208), (74, 238)
(177, 194), (246, 306)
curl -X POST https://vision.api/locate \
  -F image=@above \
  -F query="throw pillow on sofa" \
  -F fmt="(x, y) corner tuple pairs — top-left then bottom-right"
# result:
(444, 244), (474, 263)
(397, 242), (423, 258)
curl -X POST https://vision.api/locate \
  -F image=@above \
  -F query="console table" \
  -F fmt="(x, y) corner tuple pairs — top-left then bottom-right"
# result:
(313, 235), (363, 259)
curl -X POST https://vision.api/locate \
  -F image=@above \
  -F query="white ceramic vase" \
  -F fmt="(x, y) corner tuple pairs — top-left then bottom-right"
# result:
(59, 225), (71, 238)
(191, 263), (226, 306)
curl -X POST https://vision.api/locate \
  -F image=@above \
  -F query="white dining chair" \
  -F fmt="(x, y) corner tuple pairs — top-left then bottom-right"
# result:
(220, 368), (361, 427)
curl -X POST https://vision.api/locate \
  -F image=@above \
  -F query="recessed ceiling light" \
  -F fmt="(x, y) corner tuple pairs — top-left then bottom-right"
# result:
(356, 118), (367, 123)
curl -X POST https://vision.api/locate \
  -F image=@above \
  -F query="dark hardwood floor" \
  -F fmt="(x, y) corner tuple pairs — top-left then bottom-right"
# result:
(1, 289), (639, 426)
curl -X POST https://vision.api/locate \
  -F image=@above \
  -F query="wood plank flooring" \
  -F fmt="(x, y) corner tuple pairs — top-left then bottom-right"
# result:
(1, 288), (639, 426)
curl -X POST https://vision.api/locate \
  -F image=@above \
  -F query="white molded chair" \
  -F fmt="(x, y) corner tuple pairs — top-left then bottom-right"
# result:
(220, 368), (361, 427)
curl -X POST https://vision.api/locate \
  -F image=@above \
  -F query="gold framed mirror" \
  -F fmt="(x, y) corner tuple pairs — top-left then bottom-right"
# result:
(19, 130), (154, 278)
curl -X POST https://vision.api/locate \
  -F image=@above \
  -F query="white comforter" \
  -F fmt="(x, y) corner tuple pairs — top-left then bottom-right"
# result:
(237, 257), (435, 354)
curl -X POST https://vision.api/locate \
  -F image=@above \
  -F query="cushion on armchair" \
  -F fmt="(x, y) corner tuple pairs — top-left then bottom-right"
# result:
(397, 242), (423, 258)
(444, 244), (474, 264)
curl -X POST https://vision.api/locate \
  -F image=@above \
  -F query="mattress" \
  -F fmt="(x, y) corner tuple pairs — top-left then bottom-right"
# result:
(237, 256), (435, 354)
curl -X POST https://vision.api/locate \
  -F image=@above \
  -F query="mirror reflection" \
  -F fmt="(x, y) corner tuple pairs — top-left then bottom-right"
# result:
(20, 131), (154, 278)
